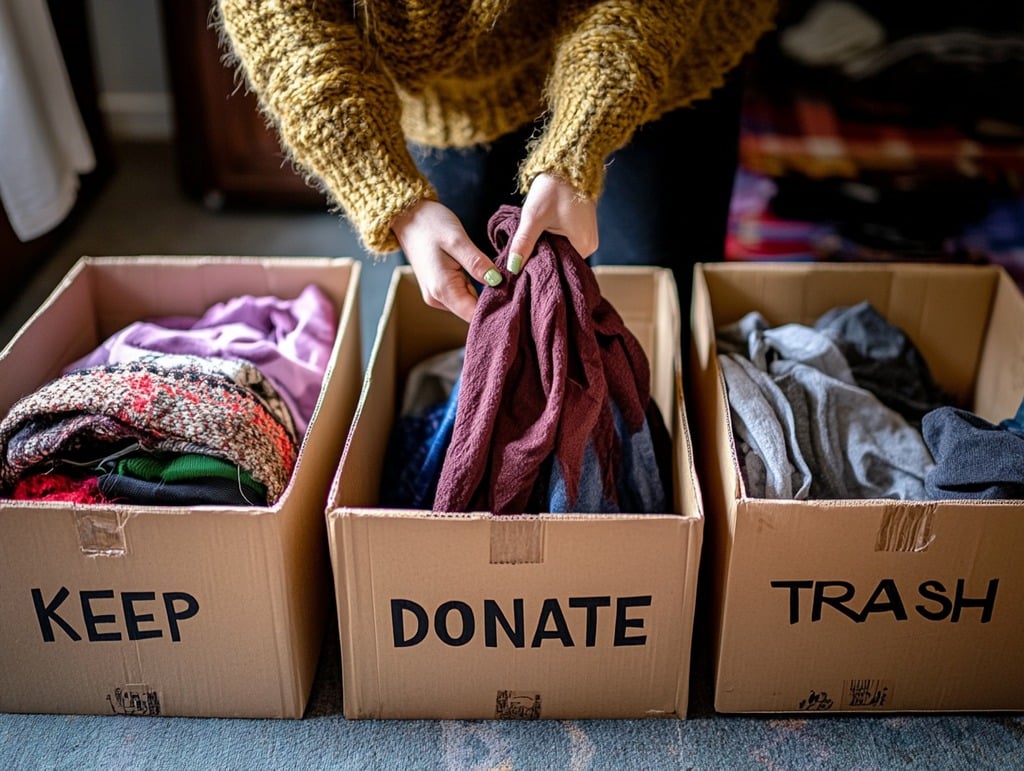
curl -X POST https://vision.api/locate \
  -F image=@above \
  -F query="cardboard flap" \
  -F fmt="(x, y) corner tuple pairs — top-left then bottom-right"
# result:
(974, 269), (1024, 422)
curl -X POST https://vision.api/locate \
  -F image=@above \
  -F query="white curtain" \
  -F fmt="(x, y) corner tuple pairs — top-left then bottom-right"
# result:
(0, 0), (95, 242)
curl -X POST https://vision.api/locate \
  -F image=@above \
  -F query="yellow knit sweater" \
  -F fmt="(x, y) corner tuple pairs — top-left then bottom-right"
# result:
(217, 0), (777, 254)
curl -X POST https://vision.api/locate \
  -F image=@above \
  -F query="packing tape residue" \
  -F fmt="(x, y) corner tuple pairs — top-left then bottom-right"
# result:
(75, 510), (128, 556)
(489, 519), (544, 564)
(875, 503), (936, 552)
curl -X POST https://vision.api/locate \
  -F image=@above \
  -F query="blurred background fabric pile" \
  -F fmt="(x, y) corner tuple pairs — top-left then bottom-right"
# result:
(727, 0), (1024, 285)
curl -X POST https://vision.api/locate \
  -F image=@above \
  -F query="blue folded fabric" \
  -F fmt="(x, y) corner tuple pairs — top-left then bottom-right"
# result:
(547, 401), (668, 514)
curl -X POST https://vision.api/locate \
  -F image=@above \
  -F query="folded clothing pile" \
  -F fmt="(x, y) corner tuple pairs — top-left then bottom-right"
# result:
(0, 284), (338, 507)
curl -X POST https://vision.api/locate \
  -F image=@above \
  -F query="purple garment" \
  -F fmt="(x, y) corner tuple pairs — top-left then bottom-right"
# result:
(63, 284), (337, 437)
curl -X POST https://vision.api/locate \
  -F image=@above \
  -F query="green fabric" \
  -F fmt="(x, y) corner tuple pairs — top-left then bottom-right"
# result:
(116, 453), (267, 496)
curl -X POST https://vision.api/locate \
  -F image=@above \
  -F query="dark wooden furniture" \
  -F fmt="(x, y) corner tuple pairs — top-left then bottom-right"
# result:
(160, 0), (325, 210)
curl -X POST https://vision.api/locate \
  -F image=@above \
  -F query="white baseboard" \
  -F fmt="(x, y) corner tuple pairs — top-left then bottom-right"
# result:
(99, 91), (173, 141)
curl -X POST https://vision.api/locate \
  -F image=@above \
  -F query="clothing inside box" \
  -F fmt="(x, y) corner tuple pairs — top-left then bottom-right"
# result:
(364, 265), (682, 516)
(706, 266), (1024, 503)
(1, 259), (350, 510)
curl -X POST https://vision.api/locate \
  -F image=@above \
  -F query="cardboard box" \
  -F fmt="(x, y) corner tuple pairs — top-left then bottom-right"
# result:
(0, 256), (362, 718)
(690, 261), (1024, 713)
(327, 266), (702, 719)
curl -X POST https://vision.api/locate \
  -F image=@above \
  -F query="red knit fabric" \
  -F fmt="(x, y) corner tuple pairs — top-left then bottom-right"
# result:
(433, 205), (651, 514)
(0, 356), (297, 502)
(11, 472), (107, 504)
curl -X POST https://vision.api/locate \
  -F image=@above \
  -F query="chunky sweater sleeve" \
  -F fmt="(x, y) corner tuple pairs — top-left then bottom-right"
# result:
(519, 0), (730, 199)
(217, 0), (435, 254)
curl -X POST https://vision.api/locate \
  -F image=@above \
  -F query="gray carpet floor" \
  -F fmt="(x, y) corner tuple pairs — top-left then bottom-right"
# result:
(2, 142), (1022, 770)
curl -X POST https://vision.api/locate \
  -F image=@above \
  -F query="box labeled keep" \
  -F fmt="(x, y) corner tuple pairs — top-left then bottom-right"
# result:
(0, 256), (362, 718)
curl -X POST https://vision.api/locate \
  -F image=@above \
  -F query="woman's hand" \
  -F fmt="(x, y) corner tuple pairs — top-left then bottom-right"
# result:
(392, 199), (503, 323)
(507, 173), (598, 274)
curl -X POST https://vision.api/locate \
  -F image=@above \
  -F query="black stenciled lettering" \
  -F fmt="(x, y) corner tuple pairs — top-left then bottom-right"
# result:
(614, 595), (651, 646)
(568, 596), (611, 647)
(858, 578), (908, 622)
(391, 599), (428, 647)
(163, 592), (200, 642)
(122, 592), (162, 641)
(434, 601), (474, 646)
(915, 580), (953, 621)
(484, 599), (524, 648)
(31, 587), (81, 642)
(951, 578), (998, 623)
(531, 599), (573, 648)
(770, 580), (813, 624)
(81, 589), (121, 641)
(812, 581), (858, 622)
(775, 578), (999, 624)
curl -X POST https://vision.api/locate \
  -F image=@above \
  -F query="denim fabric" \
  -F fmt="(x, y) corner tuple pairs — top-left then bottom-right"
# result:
(998, 396), (1024, 438)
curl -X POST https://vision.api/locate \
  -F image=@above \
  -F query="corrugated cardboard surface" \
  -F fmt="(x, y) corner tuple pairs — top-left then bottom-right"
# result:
(690, 261), (1024, 714)
(0, 256), (362, 718)
(328, 266), (703, 719)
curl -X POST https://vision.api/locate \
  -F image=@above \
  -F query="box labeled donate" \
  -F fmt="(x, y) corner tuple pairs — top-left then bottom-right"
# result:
(689, 261), (1024, 713)
(327, 266), (702, 719)
(0, 256), (362, 718)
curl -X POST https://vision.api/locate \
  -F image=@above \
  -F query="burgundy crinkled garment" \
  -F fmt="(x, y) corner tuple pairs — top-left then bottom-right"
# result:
(433, 205), (651, 515)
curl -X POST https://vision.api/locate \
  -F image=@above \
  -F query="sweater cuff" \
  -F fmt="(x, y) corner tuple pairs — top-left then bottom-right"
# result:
(286, 102), (437, 255)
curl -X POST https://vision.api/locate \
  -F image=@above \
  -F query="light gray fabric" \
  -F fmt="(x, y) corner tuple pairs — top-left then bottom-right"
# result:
(718, 311), (935, 500)
(719, 353), (812, 499)
(400, 347), (465, 417)
(772, 359), (933, 499)
(717, 311), (856, 384)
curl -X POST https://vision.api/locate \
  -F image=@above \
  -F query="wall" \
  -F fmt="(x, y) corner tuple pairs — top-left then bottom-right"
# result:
(86, 0), (172, 140)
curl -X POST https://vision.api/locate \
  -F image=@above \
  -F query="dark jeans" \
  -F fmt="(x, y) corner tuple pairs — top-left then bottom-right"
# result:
(408, 71), (746, 342)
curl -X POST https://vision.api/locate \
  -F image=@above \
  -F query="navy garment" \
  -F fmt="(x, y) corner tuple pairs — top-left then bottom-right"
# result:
(97, 473), (267, 507)
(922, 406), (1024, 500)
(380, 379), (460, 509)
(815, 301), (949, 426)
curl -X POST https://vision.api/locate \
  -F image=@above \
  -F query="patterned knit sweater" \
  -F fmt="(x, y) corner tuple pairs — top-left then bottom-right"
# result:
(217, 0), (777, 254)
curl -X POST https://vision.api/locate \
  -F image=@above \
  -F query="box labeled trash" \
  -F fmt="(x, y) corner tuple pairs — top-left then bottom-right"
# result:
(327, 266), (702, 719)
(0, 256), (362, 718)
(690, 261), (1024, 713)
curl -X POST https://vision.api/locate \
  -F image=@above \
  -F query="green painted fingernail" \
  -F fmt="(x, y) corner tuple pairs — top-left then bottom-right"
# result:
(483, 268), (503, 287)
(508, 252), (523, 275)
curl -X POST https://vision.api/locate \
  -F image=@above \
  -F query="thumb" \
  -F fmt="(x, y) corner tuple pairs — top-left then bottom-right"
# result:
(506, 217), (543, 276)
